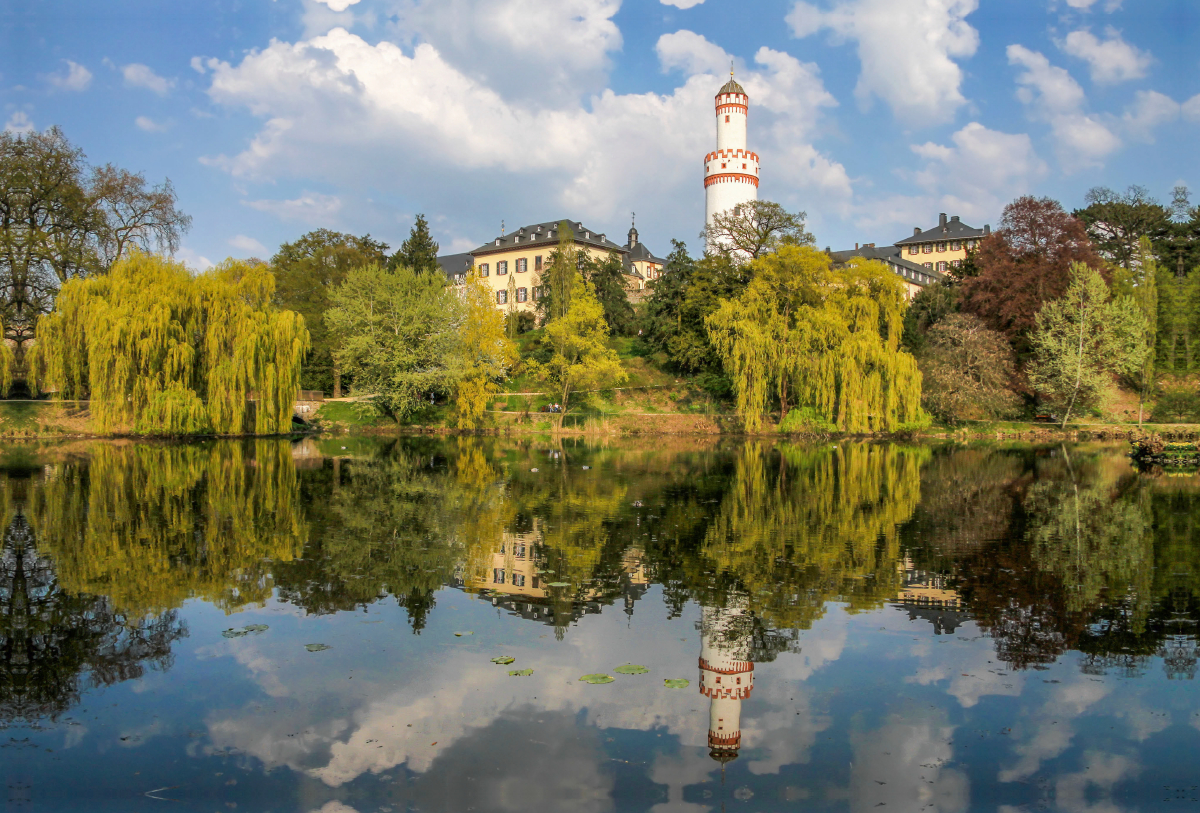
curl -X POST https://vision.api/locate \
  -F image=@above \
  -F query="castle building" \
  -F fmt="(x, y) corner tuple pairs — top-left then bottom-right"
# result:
(436, 219), (665, 313)
(698, 601), (755, 764)
(704, 73), (759, 246)
(830, 213), (992, 300)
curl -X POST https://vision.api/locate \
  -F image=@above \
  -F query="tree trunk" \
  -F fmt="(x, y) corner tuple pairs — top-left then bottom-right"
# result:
(333, 362), (342, 399)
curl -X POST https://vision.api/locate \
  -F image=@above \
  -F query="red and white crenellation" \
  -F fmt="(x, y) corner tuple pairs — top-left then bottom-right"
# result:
(698, 602), (755, 762)
(704, 73), (759, 242)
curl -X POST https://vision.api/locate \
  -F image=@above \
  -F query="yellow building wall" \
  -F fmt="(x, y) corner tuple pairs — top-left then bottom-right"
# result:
(899, 237), (981, 275)
(472, 243), (622, 313)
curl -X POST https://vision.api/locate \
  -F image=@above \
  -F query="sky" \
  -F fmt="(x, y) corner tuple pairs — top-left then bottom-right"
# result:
(2, 0), (1197, 269)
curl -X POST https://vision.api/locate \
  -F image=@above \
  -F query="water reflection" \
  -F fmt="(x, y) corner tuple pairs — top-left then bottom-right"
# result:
(0, 436), (1197, 812)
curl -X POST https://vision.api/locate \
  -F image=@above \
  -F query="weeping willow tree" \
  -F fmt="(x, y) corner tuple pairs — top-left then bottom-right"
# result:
(705, 245), (925, 433)
(35, 252), (308, 435)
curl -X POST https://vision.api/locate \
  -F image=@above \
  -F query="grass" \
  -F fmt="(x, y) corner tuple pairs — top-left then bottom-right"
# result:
(314, 400), (391, 429)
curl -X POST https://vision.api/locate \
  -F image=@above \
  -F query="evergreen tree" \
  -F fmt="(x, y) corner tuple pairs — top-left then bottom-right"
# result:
(391, 214), (440, 274)
(581, 251), (635, 335)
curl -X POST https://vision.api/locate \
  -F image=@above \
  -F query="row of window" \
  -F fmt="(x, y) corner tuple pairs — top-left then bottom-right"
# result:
(479, 256), (542, 277)
(917, 259), (964, 273)
(492, 569), (529, 587)
(499, 543), (526, 558)
(496, 287), (533, 305)
(908, 239), (977, 256)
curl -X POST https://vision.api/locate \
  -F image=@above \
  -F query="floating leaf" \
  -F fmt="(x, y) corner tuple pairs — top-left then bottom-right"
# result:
(244, 624), (269, 634)
(223, 623), (269, 638)
(547, 582), (571, 588)
(614, 665), (649, 675)
(508, 669), (534, 677)
(491, 656), (516, 665)
(579, 674), (615, 684)
(454, 631), (474, 637)
(664, 678), (690, 689)
(221, 628), (249, 639)
(305, 643), (332, 652)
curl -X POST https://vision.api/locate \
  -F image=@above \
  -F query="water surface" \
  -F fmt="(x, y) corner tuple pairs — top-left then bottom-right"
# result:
(2, 437), (1198, 812)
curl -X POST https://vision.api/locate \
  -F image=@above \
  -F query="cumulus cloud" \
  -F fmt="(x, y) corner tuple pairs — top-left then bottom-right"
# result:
(45, 60), (92, 91)
(3, 112), (34, 133)
(312, 0), (361, 10)
(229, 235), (269, 255)
(245, 192), (345, 225)
(1121, 90), (1180, 141)
(389, 0), (622, 105)
(662, 0), (706, 6)
(657, 30), (732, 77)
(786, 0), (979, 125)
(122, 63), (175, 95)
(202, 27), (848, 250)
(910, 122), (1047, 221)
(176, 247), (214, 270)
(1184, 94), (1200, 123)
(1059, 27), (1151, 83)
(1007, 44), (1120, 171)
(135, 115), (170, 132)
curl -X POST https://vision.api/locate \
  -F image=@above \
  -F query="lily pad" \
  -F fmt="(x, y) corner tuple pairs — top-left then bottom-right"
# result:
(547, 582), (571, 588)
(508, 669), (534, 677)
(244, 624), (269, 634)
(663, 678), (690, 689)
(614, 664), (649, 675)
(491, 656), (516, 665)
(222, 628), (249, 639)
(223, 623), (269, 638)
(454, 631), (474, 637)
(305, 643), (332, 652)
(579, 673), (615, 685)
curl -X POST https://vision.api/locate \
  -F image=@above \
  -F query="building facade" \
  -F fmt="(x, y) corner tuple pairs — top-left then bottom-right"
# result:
(830, 213), (992, 300)
(436, 219), (666, 313)
(704, 74), (759, 243)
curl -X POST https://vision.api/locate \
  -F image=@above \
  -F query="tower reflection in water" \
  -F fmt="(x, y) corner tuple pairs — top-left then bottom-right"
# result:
(698, 599), (755, 764)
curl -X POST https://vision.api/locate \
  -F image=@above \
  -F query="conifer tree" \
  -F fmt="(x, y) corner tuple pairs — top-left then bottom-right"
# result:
(392, 214), (440, 274)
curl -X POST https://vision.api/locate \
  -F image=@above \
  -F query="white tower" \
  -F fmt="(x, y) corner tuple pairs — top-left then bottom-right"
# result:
(704, 71), (759, 242)
(698, 601), (755, 764)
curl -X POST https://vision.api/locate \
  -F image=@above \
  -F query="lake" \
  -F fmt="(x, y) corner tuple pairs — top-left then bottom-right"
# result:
(1, 436), (1197, 812)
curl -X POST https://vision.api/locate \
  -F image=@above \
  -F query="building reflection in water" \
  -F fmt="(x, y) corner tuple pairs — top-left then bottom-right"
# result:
(698, 600), (755, 764)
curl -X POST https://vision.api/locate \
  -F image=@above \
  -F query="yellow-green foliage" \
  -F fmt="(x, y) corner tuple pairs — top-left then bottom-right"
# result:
(705, 246), (924, 433)
(31, 440), (307, 616)
(453, 272), (518, 430)
(37, 252), (309, 435)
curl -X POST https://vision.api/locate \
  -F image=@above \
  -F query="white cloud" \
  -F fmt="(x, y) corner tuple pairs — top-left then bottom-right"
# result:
(312, 0), (361, 10)
(1007, 44), (1120, 171)
(390, 0), (622, 105)
(135, 115), (170, 132)
(229, 235), (269, 255)
(202, 27), (848, 248)
(1063, 0), (1122, 9)
(657, 30), (732, 77)
(1059, 27), (1151, 83)
(4, 112), (34, 133)
(245, 192), (345, 225)
(911, 122), (1047, 218)
(1180, 93), (1200, 123)
(786, 0), (979, 125)
(45, 60), (92, 91)
(176, 247), (214, 270)
(122, 63), (175, 95)
(1121, 90), (1180, 141)
(661, 0), (706, 7)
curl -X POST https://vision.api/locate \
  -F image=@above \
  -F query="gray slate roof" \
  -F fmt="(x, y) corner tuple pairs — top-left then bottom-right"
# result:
(470, 220), (628, 258)
(829, 244), (946, 286)
(436, 252), (474, 281)
(895, 214), (989, 246)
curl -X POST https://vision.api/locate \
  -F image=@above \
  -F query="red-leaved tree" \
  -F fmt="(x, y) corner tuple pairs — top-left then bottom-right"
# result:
(960, 196), (1103, 350)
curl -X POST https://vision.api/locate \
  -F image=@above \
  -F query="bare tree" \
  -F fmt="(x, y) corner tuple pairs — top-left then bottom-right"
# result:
(90, 164), (191, 269)
(701, 200), (814, 261)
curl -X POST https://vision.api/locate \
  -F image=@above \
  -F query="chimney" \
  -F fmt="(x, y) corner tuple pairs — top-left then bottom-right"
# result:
(914, 227), (921, 236)
(939, 213), (948, 227)
(950, 215), (960, 223)
(855, 242), (859, 250)
(984, 224), (991, 235)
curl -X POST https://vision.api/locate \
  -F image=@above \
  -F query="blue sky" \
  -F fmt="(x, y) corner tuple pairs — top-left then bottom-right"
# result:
(3, 0), (1196, 268)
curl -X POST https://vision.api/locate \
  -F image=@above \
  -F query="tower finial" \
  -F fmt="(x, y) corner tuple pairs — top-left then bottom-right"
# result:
(730, 60), (734, 78)
(631, 211), (636, 227)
